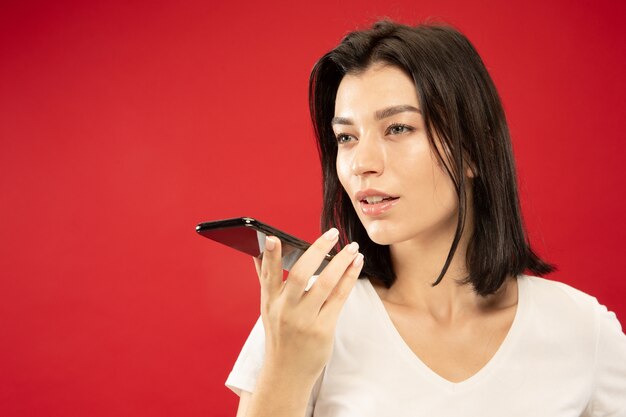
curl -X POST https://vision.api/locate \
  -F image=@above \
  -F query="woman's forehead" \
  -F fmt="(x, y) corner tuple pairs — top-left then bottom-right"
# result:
(334, 64), (419, 117)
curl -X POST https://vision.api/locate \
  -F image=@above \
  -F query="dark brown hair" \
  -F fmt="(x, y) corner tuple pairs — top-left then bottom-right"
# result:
(308, 20), (555, 296)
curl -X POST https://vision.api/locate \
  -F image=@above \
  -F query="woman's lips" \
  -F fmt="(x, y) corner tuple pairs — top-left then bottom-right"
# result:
(359, 197), (400, 216)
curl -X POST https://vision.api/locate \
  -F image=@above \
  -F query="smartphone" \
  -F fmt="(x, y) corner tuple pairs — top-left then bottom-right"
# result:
(195, 217), (335, 275)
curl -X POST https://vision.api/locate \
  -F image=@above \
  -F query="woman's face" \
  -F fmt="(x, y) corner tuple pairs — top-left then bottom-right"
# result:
(333, 62), (470, 246)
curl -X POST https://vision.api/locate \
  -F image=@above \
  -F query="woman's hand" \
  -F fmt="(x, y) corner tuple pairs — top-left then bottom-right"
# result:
(252, 228), (364, 383)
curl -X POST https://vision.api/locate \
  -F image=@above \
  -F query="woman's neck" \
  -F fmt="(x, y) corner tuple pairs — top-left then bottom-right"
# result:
(380, 212), (515, 323)
(387, 233), (472, 319)
(374, 253), (516, 323)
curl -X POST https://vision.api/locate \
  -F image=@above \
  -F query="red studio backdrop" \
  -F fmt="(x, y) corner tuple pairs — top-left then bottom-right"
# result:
(1, 0), (624, 416)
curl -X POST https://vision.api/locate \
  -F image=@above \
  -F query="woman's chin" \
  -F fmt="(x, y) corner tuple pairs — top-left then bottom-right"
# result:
(370, 237), (393, 246)
(363, 226), (397, 246)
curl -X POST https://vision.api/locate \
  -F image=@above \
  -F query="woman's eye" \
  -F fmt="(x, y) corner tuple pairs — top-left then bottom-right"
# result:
(387, 124), (413, 135)
(335, 134), (353, 144)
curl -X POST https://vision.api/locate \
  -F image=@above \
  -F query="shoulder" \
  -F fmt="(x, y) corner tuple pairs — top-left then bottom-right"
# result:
(519, 274), (623, 343)
(520, 276), (626, 414)
(521, 274), (603, 315)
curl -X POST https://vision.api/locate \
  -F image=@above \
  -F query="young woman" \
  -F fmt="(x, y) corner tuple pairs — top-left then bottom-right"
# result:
(226, 20), (626, 416)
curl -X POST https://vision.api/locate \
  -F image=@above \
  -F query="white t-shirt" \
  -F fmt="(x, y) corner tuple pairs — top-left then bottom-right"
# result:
(225, 275), (626, 416)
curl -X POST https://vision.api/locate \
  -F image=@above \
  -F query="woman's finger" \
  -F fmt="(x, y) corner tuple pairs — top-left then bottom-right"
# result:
(258, 235), (283, 299)
(252, 256), (261, 277)
(282, 228), (339, 302)
(317, 253), (364, 321)
(302, 241), (360, 310)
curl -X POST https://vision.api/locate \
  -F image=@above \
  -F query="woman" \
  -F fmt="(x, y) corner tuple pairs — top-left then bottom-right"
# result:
(226, 20), (626, 416)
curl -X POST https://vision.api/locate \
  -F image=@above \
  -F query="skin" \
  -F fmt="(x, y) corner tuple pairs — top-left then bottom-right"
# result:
(237, 62), (518, 416)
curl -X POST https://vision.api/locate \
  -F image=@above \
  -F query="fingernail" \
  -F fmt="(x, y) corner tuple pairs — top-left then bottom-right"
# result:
(323, 228), (339, 241)
(346, 242), (359, 254)
(353, 253), (364, 267)
(265, 236), (276, 251)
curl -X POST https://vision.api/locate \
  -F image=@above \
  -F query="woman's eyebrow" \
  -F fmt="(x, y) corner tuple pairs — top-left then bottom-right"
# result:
(331, 104), (421, 125)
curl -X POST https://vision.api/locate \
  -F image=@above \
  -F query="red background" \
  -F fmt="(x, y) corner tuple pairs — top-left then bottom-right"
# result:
(1, 0), (625, 416)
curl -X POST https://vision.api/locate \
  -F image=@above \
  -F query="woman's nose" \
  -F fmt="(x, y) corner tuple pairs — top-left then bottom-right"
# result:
(351, 134), (383, 177)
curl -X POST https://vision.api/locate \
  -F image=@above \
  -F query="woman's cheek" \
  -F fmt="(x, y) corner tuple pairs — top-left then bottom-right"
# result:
(336, 157), (350, 191)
